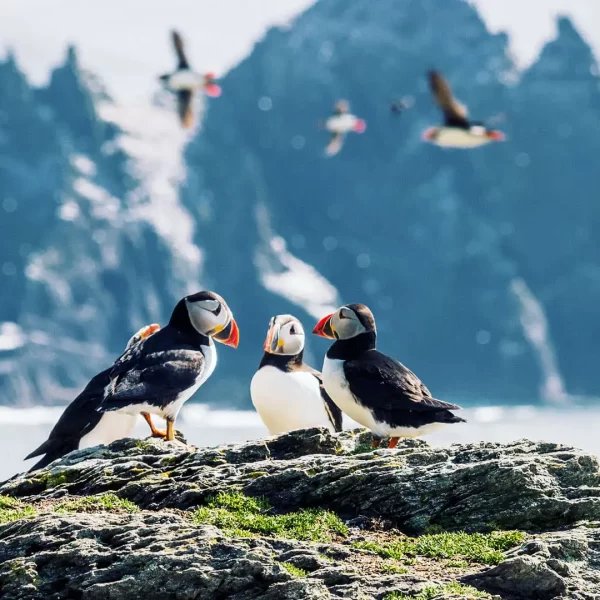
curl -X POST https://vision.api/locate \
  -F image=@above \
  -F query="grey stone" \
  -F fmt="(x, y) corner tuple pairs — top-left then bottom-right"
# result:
(2, 430), (600, 599)
(4, 430), (600, 534)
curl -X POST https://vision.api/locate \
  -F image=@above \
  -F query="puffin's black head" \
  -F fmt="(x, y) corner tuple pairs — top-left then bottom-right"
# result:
(262, 314), (305, 356)
(169, 291), (239, 347)
(313, 303), (376, 341)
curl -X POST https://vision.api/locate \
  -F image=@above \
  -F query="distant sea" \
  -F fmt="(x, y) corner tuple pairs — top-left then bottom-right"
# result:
(2, 404), (598, 481)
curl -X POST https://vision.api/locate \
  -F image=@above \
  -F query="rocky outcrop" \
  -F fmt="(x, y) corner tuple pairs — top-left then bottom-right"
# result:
(1, 429), (599, 599)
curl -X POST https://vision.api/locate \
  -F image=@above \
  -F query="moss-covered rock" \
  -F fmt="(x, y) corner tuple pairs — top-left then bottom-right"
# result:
(0, 429), (599, 599)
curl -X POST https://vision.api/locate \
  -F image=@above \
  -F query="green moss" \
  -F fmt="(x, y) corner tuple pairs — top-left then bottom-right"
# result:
(446, 559), (469, 568)
(37, 469), (79, 488)
(281, 563), (308, 577)
(135, 440), (155, 451)
(247, 471), (267, 479)
(384, 583), (490, 599)
(54, 493), (138, 514)
(350, 441), (374, 455)
(380, 560), (408, 574)
(354, 530), (525, 566)
(0, 495), (36, 524)
(193, 491), (348, 542)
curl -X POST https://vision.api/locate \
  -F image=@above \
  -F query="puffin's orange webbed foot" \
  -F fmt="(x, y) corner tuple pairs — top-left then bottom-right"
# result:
(388, 437), (400, 449)
(141, 412), (167, 439)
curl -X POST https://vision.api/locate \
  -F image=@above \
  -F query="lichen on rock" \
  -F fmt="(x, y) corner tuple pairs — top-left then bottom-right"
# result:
(1, 428), (599, 599)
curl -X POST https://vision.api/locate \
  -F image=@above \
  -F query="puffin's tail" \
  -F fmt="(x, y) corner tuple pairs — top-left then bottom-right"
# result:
(440, 411), (466, 424)
(27, 453), (59, 473)
(25, 440), (76, 472)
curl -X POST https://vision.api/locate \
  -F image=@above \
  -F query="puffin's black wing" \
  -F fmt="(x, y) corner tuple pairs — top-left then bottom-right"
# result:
(103, 336), (204, 411)
(428, 70), (469, 128)
(344, 350), (462, 413)
(25, 369), (108, 469)
(302, 365), (344, 432)
(171, 30), (189, 69)
(177, 90), (194, 129)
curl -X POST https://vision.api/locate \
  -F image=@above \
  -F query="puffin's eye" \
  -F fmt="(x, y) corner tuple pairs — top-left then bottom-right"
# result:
(213, 303), (222, 316)
(290, 325), (296, 335)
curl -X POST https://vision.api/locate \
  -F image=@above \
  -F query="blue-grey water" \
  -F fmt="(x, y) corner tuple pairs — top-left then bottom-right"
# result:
(3, 404), (598, 482)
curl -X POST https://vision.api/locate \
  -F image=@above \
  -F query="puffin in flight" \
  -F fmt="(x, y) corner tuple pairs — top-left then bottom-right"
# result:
(422, 70), (505, 148)
(25, 323), (161, 472)
(322, 100), (366, 156)
(313, 304), (465, 448)
(99, 291), (239, 441)
(159, 30), (221, 129)
(390, 95), (414, 115)
(251, 314), (343, 435)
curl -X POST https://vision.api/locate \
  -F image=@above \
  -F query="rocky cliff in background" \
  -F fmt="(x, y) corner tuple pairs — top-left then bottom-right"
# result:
(1, 0), (599, 407)
(1, 430), (599, 599)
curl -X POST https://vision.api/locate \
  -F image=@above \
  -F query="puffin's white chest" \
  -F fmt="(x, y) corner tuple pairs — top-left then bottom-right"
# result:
(322, 356), (383, 434)
(166, 69), (204, 91)
(250, 366), (334, 435)
(162, 342), (217, 419)
(79, 412), (137, 449)
(432, 127), (491, 148)
(326, 114), (359, 133)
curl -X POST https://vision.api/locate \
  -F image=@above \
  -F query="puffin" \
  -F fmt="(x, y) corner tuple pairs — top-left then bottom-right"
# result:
(99, 291), (239, 441)
(390, 95), (414, 115)
(322, 100), (367, 156)
(313, 304), (465, 448)
(25, 323), (161, 472)
(159, 30), (221, 129)
(250, 314), (343, 435)
(422, 70), (505, 148)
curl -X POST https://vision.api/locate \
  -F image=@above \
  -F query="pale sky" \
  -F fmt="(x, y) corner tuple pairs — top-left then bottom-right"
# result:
(0, 0), (598, 103)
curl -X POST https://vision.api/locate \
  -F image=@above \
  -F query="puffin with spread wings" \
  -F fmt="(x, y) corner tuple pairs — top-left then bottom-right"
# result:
(159, 30), (221, 129)
(422, 70), (505, 148)
(322, 100), (367, 156)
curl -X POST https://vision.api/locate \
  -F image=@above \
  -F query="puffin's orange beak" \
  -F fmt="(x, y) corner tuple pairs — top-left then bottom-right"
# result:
(487, 130), (505, 141)
(421, 127), (437, 142)
(313, 313), (335, 339)
(215, 319), (239, 348)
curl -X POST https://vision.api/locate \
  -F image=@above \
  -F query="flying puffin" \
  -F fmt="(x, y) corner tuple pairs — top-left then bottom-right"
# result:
(159, 30), (221, 129)
(322, 100), (367, 156)
(25, 323), (161, 472)
(99, 291), (239, 441)
(390, 95), (414, 115)
(251, 314), (343, 435)
(422, 70), (505, 148)
(313, 304), (465, 448)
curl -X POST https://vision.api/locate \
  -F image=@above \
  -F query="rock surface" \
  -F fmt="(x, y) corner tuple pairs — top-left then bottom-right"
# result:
(1, 429), (599, 599)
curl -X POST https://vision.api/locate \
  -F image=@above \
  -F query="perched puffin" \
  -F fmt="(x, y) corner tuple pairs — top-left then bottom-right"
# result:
(159, 30), (221, 129)
(322, 100), (367, 156)
(313, 304), (465, 448)
(422, 70), (505, 148)
(25, 323), (161, 472)
(99, 291), (239, 441)
(251, 314), (343, 435)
